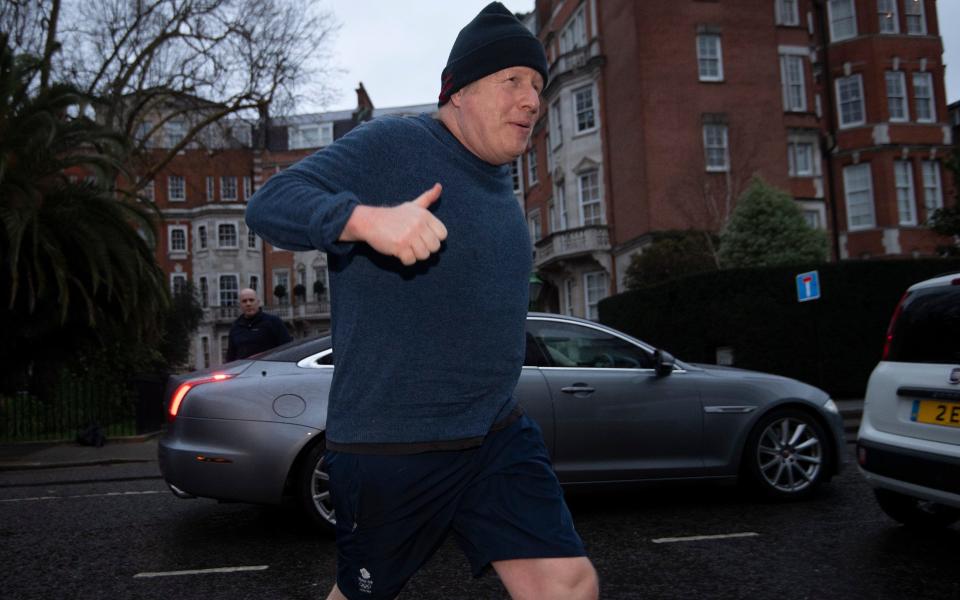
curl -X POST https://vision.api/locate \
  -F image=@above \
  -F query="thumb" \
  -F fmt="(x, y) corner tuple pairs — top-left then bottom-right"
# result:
(412, 183), (442, 209)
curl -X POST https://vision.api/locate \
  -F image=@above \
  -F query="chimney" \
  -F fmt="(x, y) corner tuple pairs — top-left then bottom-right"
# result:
(353, 82), (374, 123)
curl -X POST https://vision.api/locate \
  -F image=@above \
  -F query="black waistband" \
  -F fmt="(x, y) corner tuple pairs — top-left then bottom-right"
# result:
(324, 405), (524, 455)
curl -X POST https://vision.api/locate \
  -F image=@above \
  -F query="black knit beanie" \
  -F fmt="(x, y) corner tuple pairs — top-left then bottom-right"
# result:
(438, 2), (549, 106)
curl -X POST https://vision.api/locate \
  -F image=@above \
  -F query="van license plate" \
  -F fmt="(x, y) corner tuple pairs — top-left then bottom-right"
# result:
(911, 400), (960, 428)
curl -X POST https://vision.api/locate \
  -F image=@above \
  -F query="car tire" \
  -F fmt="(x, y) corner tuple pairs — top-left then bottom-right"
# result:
(298, 439), (336, 531)
(743, 408), (830, 500)
(873, 488), (960, 529)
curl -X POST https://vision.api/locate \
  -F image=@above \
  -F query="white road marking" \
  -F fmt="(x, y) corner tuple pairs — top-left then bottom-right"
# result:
(134, 566), (269, 578)
(0, 490), (162, 503)
(651, 532), (760, 544)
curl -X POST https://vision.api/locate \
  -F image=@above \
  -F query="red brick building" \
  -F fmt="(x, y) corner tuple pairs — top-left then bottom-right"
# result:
(146, 85), (433, 369)
(522, 0), (954, 317)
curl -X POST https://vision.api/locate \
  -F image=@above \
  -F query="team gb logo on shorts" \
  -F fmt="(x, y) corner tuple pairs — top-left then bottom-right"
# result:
(358, 567), (373, 594)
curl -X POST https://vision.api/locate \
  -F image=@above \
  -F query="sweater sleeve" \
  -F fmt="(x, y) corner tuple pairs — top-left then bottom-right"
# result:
(245, 119), (391, 254)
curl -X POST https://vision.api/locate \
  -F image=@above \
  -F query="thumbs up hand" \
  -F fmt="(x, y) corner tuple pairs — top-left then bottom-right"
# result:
(340, 183), (448, 266)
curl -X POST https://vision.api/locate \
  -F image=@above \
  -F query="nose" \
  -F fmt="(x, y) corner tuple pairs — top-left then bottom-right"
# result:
(520, 83), (540, 115)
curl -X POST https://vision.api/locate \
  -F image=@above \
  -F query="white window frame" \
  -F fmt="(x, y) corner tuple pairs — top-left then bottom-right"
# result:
(248, 228), (259, 249)
(697, 34), (724, 82)
(528, 209), (542, 242)
(803, 210), (823, 230)
(922, 161), (943, 214)
(578, 170), (604, 226)
(563, 279), (576, 316)
(528, 147), (539, 186)
(904, 0), (926, 35)
(288, 122), (334, 150)
(511, 157), (523, 195)
(217, 222), (238, 249)
(170, 273), (188, 296)
(243, 176), (252, 200)
(197, 224), (207, 250)
(273, 269), (290, 305)
(583, 271), (608, 321)
(828, 0), (857, 42)
(912, 72), (935, 123)
(836, 74), (866, 128)
(787, 133), (820, 177)
(168, 175), (186, 202)
(220, 335), (229, 363)
(219, 274), (240, 307)
(199, 276), (209, 309)
(885, 71), (909, 122)
(221, 176), (238, 201)
(556, 183), (568, 231)
(550, 98), (563, 149)
(559, 5), (587, 54)
(165, 119), (186, 149)
(201, 336), (210, 369)
(205, 176), (215, 202)
(703, 124), (730, 172)
(573, 84), (598, 133)
(878, 0), (899, 34)
(894, 160), (917, 225)
(168, 225), (188, 253)
(776, 0), (800, 26)
(780, 54), (807, 112)
(135, 120), (153, 145)
(843, 163), (876, 230)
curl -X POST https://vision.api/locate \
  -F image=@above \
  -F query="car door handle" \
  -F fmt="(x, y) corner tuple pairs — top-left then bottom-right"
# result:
(561, 385), (596, 394)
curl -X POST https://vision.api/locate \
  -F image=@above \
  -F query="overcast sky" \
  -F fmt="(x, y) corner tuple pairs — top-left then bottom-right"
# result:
(317, 0), (960, 112)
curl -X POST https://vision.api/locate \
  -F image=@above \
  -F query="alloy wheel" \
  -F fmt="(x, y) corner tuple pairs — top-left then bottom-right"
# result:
(755, 416), (823, 494)
(310, 458), (336, 526)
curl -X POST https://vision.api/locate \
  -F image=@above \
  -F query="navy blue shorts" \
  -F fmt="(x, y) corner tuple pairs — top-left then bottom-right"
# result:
(324, 413), (585, 599)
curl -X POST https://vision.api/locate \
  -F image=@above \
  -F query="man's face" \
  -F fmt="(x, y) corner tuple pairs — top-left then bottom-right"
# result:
(451, 66), (543, 165)
(239, 290), (260, 317)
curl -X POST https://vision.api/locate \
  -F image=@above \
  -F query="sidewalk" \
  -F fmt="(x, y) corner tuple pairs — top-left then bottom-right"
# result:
(0, 433), (159, 471)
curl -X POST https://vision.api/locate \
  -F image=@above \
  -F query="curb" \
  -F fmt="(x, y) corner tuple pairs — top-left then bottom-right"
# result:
(0, 431), (161, 472)
(0, 457), (156, 472)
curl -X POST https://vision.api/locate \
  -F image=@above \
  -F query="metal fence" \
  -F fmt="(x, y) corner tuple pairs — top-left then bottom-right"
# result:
(0, 374), (166, 443)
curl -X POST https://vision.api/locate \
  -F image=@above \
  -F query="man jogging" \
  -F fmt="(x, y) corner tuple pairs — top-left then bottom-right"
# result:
(246, 4), (598, 599)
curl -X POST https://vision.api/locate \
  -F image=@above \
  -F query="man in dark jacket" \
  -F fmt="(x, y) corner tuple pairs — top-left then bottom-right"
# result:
(225, 288), (291, 361)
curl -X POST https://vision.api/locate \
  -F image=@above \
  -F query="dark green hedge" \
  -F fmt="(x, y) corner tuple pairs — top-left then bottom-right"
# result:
(599, 259), (960, 398)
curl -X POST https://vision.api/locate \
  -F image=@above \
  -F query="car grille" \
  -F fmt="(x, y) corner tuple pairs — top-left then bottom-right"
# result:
(858, 439), (960, 496)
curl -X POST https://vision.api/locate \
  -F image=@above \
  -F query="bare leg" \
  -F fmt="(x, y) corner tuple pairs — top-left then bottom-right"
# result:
(326, 584), (348, 600)
(493, 556), (598, 600)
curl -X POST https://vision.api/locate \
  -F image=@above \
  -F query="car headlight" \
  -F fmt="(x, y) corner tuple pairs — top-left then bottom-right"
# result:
(823, 398), (839, 414)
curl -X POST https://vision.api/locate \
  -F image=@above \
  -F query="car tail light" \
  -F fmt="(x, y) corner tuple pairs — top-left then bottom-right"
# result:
(168, 373), (234, 422)
(881, 292), (910, 361)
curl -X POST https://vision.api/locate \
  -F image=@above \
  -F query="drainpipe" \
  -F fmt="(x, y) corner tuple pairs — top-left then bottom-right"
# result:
(813, 0), (842, 261)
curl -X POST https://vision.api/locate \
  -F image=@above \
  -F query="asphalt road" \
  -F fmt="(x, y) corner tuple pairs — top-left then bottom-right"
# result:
(1, 445), (958, 600)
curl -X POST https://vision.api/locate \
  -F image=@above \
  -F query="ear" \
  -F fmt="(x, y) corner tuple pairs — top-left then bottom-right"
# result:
(449, 88), (465, 108)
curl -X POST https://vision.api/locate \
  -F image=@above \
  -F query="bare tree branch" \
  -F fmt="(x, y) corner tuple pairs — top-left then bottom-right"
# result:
(7, 0), (340, 191)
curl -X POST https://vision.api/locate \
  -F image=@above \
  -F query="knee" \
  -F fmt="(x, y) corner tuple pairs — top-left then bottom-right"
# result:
(552, 559), (599, 600)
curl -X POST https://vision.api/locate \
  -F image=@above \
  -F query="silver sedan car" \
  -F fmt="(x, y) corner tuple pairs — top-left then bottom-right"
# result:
(159, 313), (846, 529)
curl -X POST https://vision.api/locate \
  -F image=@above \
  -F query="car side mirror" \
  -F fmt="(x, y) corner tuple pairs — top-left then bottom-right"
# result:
(653, 349), (675, 377)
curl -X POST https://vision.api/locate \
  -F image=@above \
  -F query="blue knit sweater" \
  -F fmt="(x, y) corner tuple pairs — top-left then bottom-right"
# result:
(245, 114), (531, 448)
